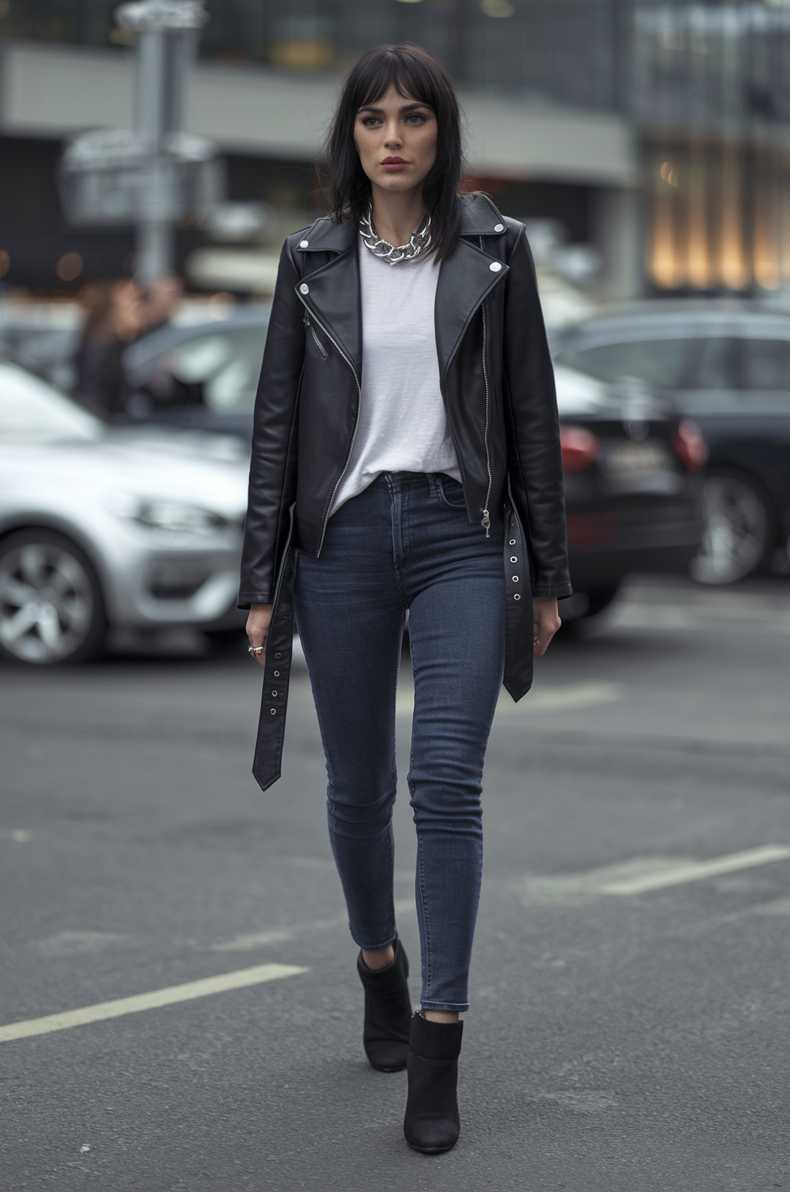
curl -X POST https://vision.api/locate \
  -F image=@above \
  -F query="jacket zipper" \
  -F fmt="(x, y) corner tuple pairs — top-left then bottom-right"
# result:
(480, 297), (493, 538)
(304, 310), (328, 359)
(298, 292), (362, 555)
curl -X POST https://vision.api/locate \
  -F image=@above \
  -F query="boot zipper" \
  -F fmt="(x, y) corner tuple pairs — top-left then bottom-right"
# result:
(297, 292), (362, 555)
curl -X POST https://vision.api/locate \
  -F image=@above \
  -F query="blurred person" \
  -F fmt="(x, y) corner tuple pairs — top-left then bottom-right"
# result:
(241, 45), (569, 1154)
(74, 279), (142, 418)
(138, 274), (184, 336)
(132, 274), (203, 411)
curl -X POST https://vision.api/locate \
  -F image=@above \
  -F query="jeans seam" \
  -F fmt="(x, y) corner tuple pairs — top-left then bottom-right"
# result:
(416, 833), (433, 1003)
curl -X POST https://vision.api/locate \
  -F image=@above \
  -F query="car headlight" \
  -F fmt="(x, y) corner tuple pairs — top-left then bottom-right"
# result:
(108, 493), (228, 535)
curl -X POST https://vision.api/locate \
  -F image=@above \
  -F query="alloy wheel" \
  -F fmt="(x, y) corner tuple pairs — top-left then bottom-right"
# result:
(691, 474), (771, 585)
(0, 536), (100, 663)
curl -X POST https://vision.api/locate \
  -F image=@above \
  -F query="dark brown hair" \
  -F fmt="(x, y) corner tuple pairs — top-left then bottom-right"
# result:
(325, 44), (464, 261)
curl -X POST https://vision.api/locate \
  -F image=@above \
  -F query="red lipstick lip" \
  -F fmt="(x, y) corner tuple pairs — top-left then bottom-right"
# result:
(381, 157), (408, 165)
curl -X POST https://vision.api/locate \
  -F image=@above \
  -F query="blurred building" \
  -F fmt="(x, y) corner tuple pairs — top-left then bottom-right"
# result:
(0, 0), (789, 301)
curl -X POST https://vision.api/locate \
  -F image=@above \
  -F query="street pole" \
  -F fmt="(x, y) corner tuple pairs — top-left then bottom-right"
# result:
(115, 0), (208, 287)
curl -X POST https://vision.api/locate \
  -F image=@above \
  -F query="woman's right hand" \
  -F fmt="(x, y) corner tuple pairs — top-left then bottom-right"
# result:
(246, 603), (273, 666)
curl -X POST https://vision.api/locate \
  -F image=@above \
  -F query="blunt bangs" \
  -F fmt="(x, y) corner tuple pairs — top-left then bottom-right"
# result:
(324, 45), (464, 261)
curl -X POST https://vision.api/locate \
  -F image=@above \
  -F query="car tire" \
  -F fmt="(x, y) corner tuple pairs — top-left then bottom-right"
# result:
(561, 581), (623, 621)
(691, 471), (774, 585)
(204, 627), (246, 652)
(0, 529), (107, 665)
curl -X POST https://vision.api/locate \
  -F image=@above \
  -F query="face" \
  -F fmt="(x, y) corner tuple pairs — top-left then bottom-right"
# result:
(354, 84), (438, 198)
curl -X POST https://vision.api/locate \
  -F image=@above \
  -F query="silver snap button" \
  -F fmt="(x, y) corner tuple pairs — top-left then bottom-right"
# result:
(514, 593), (521, 601)
(489, 261), (502, 272)
(273, 670), (280, 677)
(510, 556), (517, 563)
(509, 539), (516, 545)
(299, 239), (309, 248)
(512, 575), (519, 582)
(299, 283), (309, 294)
(270, 708), (276, 715)
(271, 690), (278, 697)
(494, 223), (504, 232)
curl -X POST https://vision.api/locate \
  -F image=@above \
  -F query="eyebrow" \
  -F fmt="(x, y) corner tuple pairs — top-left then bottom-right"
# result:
(357, 102), (433, 115)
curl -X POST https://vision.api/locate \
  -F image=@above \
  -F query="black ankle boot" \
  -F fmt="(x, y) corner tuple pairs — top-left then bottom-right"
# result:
(403, 1012), (463, 1154)
(356, 938), (412, 1072)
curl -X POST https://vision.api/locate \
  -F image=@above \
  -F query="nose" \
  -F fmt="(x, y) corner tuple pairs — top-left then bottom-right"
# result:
(383, 120), (403, 149)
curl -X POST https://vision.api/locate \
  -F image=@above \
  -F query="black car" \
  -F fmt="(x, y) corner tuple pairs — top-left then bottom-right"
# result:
(553, 368), (704, 616)
(553, 301), (790, 583)
(122, 314), (704, 620)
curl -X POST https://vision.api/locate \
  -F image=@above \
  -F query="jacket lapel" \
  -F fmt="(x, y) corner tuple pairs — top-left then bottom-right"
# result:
(434, 235), (509, 383)
(294, 195), (510, 385)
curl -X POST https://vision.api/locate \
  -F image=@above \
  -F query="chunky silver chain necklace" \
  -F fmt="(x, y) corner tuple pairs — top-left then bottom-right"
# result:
(359, 208), (432, 265)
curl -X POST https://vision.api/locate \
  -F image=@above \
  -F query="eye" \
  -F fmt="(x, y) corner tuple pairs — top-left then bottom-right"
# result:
(360, 116), (382, 127)
(406, 112), (427, 124)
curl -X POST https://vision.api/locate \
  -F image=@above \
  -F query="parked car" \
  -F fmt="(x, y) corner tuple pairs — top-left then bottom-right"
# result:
(0, 362), (248, 665)
(123, 312), (704, 620)
(554, 368), (705, 617)
(122, 308), (269, 444)
(552, 301), (790, 583)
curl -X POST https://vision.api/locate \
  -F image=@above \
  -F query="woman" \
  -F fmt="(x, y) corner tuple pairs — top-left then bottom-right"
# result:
(74, 278), (141, 417)
(240, 44), (571, 1154)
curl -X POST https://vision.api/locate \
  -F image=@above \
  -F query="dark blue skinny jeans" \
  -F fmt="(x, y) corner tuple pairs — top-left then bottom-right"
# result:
(293, 472), (505, 1012)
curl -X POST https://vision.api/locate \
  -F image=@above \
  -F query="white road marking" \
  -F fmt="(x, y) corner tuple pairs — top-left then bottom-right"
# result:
(396, 681), (624, 716)
(498, 681), (624, 714)
(613, 604), (790, 633)
(210, 899), (415, 953)
(212, 928), (293, 952)
(602, 845), (790, 895)
(0, 963), (308, 1044)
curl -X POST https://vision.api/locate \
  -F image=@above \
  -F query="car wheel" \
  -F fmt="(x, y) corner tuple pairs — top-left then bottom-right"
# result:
(561, 582), (623, 620)
(0, 529), (106, 665)
(691, 472), (773, 584)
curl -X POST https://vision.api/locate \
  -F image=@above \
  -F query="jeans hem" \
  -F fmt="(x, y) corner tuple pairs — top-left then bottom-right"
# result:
(351, 930), (398, 952)
(420, 1001), (469, 1013)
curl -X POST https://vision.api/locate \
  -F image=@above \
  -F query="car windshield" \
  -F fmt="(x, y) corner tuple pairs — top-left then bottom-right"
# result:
(143, 327), (266, 413)
(556, 336), (689, 389)
(0, 363), (102, 442)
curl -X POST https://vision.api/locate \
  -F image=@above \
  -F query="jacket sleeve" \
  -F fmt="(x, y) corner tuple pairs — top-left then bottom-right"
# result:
(238, 238), (306, 608)
(502, 224), (572, 599)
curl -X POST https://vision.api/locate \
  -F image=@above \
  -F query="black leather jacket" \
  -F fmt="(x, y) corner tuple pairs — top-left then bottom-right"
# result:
(240, 193), (571, 790)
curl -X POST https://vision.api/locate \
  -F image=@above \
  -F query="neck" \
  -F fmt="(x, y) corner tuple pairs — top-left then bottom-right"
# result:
(369, 186), (426, 247)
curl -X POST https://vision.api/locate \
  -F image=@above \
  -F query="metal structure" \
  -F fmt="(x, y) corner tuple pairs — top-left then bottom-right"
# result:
(58, 0), (217, 285)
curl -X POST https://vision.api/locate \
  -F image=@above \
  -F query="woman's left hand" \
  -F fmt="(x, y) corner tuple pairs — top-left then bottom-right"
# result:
(532, 596), (561, 655)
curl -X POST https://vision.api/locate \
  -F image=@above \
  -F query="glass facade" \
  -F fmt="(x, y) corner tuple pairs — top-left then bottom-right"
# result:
(4, 1), (790, 293)
(1, 0), (622, 108)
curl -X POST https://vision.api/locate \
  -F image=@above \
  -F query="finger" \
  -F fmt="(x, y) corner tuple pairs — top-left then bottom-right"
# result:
(532, 620), (560, 656)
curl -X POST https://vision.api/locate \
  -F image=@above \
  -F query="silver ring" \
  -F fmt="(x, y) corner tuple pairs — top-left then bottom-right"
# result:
(248, 645), (264, 656)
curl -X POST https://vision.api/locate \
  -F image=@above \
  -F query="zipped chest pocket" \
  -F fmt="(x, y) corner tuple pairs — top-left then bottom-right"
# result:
(304, 311), (328, 360)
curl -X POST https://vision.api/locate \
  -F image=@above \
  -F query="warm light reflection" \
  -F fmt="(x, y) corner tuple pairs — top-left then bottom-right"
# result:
(719, 145), (748, 290)
(687, 152), (711, 288)
(650, 182), (683, 288)
(649, 141), (789, 293)
(754, 154), (780, 290)
(780, 179), (790, 285)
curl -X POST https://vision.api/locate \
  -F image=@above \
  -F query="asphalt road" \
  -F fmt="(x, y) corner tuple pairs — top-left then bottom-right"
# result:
(2, 575), (790, 1192)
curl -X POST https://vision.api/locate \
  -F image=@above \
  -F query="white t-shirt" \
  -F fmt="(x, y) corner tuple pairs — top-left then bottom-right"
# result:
(329, 240), (461, 516)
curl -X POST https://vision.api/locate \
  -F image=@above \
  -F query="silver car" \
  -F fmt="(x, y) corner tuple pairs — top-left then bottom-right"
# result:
(0, 362), (249, 665)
